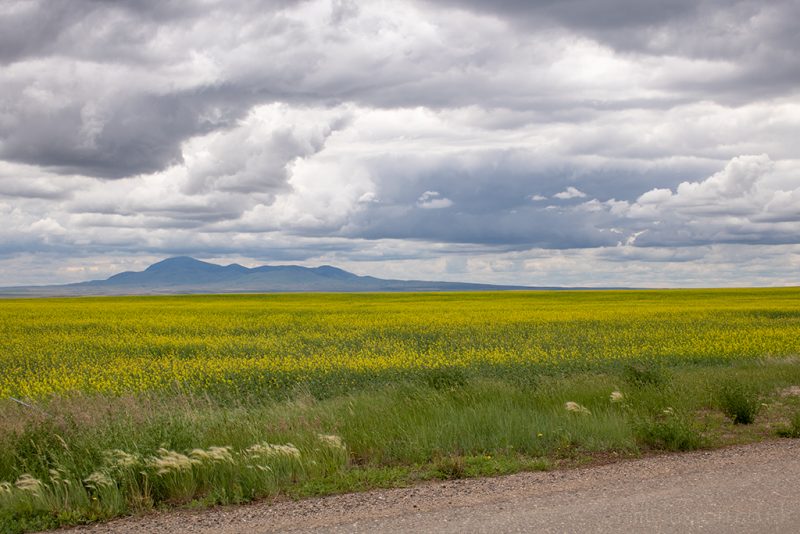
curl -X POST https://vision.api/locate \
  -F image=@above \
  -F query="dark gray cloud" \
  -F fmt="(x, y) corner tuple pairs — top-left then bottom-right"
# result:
(435, 0), (800, 102)
(0, 1), (303, 178)
(433, 0), (703, 32)
(1, 0), (794, 180)
(433, 0), (790, 59)
(1, 87), (253, 178)
(0, 0), (302, 65)
(7, 0), (782, 179)
(349, 205), (618, 249)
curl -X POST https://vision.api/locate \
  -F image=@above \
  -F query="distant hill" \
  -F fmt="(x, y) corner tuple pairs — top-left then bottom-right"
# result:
(0, 256), (561, 297)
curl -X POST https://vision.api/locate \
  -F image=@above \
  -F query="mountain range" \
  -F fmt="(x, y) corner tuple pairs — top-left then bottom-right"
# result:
(0, 256), (554, 297)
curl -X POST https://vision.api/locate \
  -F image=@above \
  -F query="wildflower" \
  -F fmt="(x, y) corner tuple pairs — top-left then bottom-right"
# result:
(565, 401), (591, 415)
(317, 434), (346, 450)
(148, 449), (200, 475)
(84, 471), (115, 489)
(15, 474), (43, 494)
(245, 442), (301, 459)
(189, 446), (234, 464)
(610, 391), (624, 403)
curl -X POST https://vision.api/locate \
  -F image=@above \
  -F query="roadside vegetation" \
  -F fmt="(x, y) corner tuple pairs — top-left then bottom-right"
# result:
(1, 289), (799, 532)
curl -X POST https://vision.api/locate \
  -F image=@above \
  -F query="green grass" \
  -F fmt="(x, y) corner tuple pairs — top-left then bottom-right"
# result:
(3, 361), (800, 533)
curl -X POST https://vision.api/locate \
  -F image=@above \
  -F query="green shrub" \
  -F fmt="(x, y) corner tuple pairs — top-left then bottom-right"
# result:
(717, 381), (760, 425)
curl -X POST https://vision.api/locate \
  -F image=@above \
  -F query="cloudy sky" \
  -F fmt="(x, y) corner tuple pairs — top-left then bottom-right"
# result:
(1, 0), (799, 287)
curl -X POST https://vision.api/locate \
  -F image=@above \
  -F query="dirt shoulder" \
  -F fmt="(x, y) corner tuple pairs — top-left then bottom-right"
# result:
(54, 439), (800, 534)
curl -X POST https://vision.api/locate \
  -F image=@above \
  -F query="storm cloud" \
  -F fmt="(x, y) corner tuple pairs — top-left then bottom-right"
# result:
(0, 0), (798, 287)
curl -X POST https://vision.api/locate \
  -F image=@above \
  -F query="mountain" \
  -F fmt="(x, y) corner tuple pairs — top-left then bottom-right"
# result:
(0, 256), (552, 297)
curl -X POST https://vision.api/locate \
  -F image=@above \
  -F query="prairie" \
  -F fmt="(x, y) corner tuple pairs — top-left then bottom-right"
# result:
(1, 289), (799, 532)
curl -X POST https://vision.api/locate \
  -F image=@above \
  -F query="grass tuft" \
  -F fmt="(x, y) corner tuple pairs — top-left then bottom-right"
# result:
(634, 411), (703, 451)
(776, 411), (800, 438)
(717, 381), (760, 425)
(432, 456), (467, 480)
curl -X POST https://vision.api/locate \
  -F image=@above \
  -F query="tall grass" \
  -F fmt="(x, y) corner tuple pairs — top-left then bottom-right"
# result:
(2, 361), (800, 533)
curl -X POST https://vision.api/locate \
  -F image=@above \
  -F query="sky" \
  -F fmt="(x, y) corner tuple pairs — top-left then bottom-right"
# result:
(1, 0), (799, 288)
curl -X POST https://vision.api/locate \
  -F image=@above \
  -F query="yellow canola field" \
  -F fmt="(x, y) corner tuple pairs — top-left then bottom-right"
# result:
(1, 289), (799, 399)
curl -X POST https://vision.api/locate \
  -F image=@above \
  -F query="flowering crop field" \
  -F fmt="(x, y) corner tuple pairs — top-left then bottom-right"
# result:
(1, 288), (799, 400)
(2, 288), (800, 532)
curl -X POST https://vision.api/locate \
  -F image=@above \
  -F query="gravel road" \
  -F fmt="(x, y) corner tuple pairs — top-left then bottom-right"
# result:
(57, 439), (800, 534)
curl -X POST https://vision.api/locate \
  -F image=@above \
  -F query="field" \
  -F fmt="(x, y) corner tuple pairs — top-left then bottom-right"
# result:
(2, 289), (800, 532)
(3, 289), (800, 400)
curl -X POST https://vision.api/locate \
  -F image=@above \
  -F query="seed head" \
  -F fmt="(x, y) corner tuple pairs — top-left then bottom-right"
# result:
(565, 401), (591, 415)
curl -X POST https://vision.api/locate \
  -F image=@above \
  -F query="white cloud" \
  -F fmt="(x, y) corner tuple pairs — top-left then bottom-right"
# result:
(554, 186), (587, 199)
(629, 154), (782, 216)
(357, 191), (378, 203)
(417, 191), (454, 209)
(181, 103), (348, 196)
(606, 154), (800, 246)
